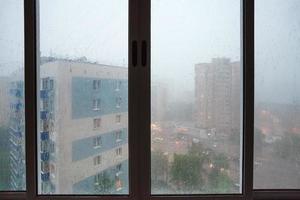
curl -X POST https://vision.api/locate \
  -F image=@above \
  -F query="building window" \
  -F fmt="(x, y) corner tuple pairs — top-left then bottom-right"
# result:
(42, 120), (49, 132)
(41, 141), (49, 152)
(93, 99), (101, 110)
(116, 97), (122, 108)
(116, 164), (122, 172)
(93, 80), (101, 90)
(42, 100), (49, 110)
(115, 131), (122, 143)
(116, 147), (122, 157)
(115, 80), (122, 91)
(93, 118), (101, 129)
(93, 155), (102, 166)
(42, 78), (48, 90)
(41, 161), (49, 173)
(116, 114), (121, 123)
(93, 136), (102, 148)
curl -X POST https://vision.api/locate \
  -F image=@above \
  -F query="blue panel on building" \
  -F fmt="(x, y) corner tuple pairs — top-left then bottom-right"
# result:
(72, 128), (128, 161)
(72, 77), (128, 119)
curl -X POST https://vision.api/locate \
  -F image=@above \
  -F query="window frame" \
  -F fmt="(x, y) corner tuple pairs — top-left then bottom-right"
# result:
(1, 0), (300, 199)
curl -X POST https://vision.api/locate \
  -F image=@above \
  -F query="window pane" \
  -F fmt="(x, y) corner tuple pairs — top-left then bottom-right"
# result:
(151, 0), (242, 194)
(38, 0), (128, 194)
(0, 0), (25, 191)
(254, 0), (300, 189)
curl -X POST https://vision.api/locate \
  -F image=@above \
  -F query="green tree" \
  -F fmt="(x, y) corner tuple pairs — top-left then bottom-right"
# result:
(170, 153), (204, 192)
(94, 172), (114, 194)
(151, 151), (169, 185)
(206, 153), (232, 193)
(213, 153), (229, 170)
(274, 132), (300, 164)
(254, 128), (265, 155)
(207, 169), (233, 193)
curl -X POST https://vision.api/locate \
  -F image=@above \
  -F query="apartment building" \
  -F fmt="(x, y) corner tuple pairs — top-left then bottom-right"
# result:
(195, 58), (240, 134)
(9, 71), (25, 190)
(9, 59), (128, 194)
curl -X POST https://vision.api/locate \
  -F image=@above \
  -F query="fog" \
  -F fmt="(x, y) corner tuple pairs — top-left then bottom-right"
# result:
(1, 0), (300, 104)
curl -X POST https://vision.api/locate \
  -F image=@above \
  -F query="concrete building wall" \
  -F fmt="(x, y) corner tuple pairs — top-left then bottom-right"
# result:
(0, 77), (9, 127)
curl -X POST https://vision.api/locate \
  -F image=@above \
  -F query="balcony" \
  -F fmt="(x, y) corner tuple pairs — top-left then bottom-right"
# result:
(41, 152), (50, 161)
(41, 172), (50, 182)
(40, 90), (49, 99)
(9, 127), (22, 138)
(40, 110), (49, 120)
(10, 88), (22, 98)
(41, 131), (49, 141)
(10, 102), (23, 111)
(9, 136), (22, 148)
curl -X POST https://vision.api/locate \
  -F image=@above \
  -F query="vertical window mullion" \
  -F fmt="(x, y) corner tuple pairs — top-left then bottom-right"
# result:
(137, 0), (151, 199)
(242, 0), (254, 199)
(24, 0), (38, 199)
(129, 0), (140, 199)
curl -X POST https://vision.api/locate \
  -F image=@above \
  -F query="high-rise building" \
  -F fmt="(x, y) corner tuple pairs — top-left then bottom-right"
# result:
(151, 82), (168, 122)
(9, 73), (25, 190)
(9, 59), (128, 194)
(195, 58), (240, 134)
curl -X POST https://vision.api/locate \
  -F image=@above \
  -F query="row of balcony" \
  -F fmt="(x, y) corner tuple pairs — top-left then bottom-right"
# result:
(9, 88), (23, 98)
(40, 89), (54, 99)
(10, 127), (23, 138)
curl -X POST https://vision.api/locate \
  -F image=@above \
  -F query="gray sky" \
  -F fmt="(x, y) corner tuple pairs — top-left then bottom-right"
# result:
(1, 0), (300, 104)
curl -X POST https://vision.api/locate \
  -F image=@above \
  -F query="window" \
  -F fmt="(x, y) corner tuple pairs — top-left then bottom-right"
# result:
(93, 80), (101, 90)
(3, 0), (300, 199)
(254, 0), (300, 189)
(116, 148), (122, 157)
(116, 164), (122, 172)
(93, 98), (101, 110)
(151, 0), (242, 194)
(93, 155), (102, 166)
(115, 131), (122, 142)
(0, 0), (25, 191)
(116, 97), (122, 108)
(37, 0), (129, 195)
(93, 136), (102, 148)
(116, 114), (121, 123)
(93, 118), (101, 129)
(115, 80), (122, 91)
(42, 78), (49, 90)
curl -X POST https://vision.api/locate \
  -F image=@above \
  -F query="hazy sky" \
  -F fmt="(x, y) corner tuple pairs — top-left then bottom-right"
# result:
(1, 0), (300, 104)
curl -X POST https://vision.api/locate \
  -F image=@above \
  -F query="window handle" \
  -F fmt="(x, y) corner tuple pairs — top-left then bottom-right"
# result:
(141, 40), (147, 67)
(132, 40), (137, 67)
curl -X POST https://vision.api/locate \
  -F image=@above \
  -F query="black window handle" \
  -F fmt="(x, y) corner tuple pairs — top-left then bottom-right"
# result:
(142, 40), (147, 67)
(132, 40), (137, 67)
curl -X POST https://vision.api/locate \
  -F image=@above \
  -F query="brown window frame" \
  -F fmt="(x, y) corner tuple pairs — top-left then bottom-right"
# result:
(1, 0), (300, 199)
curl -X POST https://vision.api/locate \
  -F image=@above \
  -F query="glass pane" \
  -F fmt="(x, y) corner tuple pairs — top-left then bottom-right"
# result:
(254, 0), (300, 189)
(0, 0), (25, 191)
(151, 0), (242, 194)
(38, 0), (128, 194)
